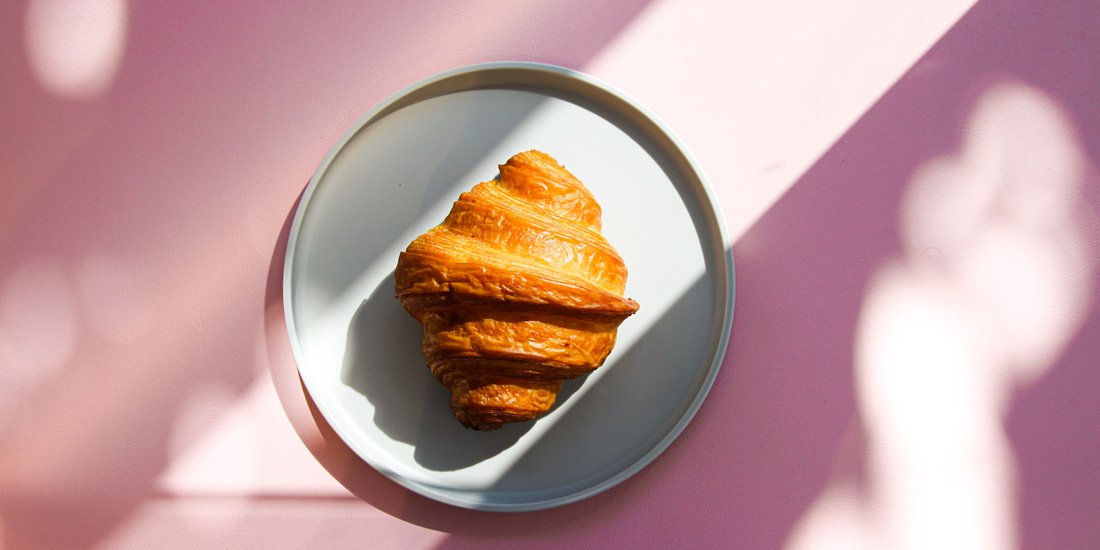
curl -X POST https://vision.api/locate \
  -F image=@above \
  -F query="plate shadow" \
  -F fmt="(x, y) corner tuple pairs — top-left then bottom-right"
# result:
(344, 272), (604, 471)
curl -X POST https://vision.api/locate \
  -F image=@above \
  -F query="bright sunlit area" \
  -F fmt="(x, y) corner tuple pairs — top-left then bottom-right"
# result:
(787, 80), (1099, 550)
(24, 0), (128, 99)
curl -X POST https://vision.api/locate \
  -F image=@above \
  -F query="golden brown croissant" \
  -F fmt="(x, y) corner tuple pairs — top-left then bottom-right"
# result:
(395, 150), (639, 430)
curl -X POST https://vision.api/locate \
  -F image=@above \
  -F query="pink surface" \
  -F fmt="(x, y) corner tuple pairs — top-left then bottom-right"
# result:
(2, 1), (1099, 548)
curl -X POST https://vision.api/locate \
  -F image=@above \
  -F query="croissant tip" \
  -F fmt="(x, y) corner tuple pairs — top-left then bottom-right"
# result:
(458, 416), (505, 431)
(502, 149), (556, 166)
(452, 410), (509, 431)
(452, 405), (546, 431)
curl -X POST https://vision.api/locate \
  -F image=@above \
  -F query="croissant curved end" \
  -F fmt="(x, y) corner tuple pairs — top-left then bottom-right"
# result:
(394, 150), (638, 430)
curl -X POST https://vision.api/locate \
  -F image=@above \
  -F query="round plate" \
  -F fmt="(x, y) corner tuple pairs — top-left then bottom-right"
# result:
(284, 62), (734, 511)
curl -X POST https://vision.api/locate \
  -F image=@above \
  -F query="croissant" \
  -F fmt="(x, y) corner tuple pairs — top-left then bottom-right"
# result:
(395, 150), (639, 430)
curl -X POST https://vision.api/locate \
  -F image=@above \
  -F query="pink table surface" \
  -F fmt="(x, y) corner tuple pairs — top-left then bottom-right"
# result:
(3, 1), (1099, 548)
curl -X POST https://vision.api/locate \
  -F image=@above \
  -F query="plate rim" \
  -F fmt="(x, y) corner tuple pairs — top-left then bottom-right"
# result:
(283, 61), (736, 511)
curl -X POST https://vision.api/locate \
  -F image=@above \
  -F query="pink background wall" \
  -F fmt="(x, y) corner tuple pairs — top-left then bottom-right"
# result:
(2, 1), (1098, 548)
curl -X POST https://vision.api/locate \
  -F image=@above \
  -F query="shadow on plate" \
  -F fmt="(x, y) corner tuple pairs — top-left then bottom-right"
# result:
(341, 271), (587, 471)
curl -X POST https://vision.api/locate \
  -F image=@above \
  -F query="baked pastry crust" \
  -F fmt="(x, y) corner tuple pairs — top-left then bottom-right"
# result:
(395, 150), (639, 430)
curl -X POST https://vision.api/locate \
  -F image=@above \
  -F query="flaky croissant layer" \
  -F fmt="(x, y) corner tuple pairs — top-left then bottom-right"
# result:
(395, 150), (638, 430)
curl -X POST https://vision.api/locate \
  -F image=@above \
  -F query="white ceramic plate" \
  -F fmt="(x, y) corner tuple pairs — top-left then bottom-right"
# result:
(284, 62), (734, 511)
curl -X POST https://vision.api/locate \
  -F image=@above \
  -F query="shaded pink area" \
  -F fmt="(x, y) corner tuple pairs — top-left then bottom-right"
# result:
(1, 0), (1099, 549)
